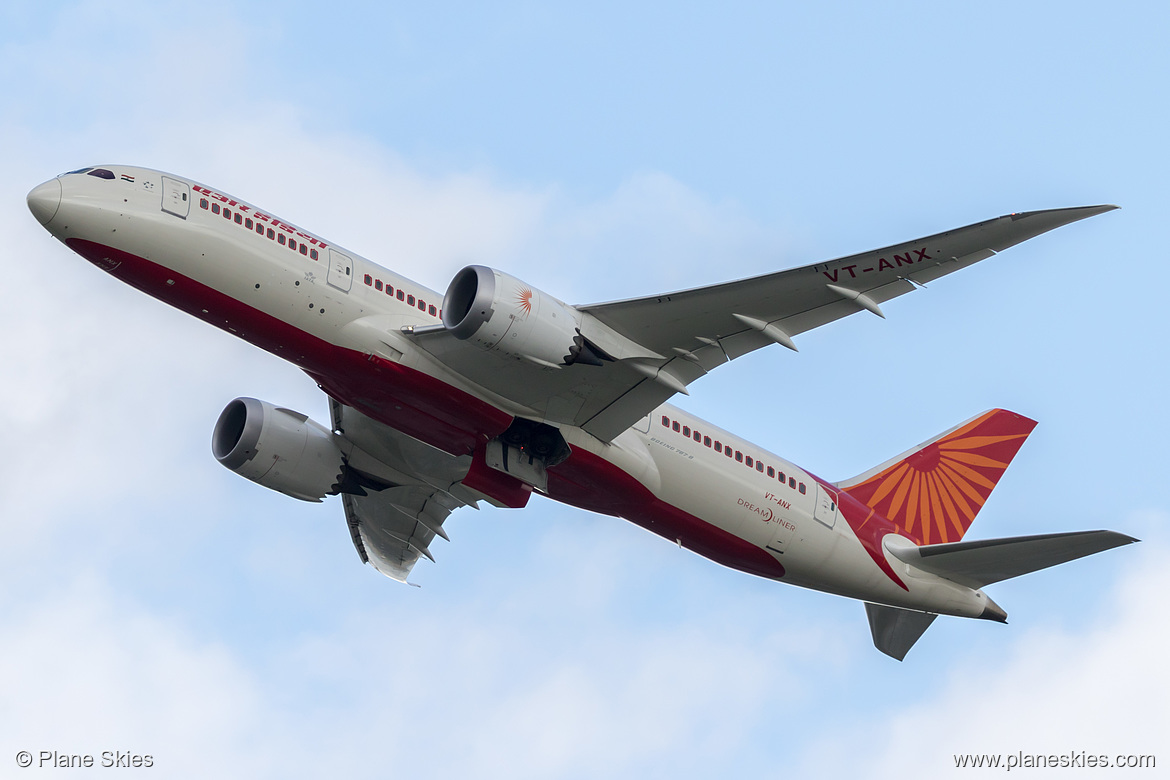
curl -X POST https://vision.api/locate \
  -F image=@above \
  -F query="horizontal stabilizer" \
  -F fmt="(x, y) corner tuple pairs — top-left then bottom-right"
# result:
(865, 603), (938, 661)
(889, 530), (1139, 589)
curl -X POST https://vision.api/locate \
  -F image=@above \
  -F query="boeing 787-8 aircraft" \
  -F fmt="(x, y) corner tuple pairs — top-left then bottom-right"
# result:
(27, 166), (1135, 659)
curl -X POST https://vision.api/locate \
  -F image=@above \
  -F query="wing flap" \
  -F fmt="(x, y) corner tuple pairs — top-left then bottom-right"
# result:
(581, 377), (672, 441)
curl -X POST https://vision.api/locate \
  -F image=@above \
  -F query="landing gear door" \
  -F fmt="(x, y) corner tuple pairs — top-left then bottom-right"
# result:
(161, 176), (190, 219)
(814, 484), (838, 529)
(327, 249), (353, 292)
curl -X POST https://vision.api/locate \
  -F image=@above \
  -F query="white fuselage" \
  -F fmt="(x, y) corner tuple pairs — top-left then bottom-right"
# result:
(28, 166), (995, 619)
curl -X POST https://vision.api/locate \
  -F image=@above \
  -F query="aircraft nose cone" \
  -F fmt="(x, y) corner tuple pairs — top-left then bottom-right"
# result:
(27, 178), (62, 227)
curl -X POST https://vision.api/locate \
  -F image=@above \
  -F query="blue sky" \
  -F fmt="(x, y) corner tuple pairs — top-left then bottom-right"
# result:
(2, 1), (1166, 777)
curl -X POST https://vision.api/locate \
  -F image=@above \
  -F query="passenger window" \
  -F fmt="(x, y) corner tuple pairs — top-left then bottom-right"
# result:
(661, 416), (669, 427)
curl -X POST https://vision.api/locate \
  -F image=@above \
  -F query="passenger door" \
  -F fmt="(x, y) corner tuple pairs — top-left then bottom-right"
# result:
(327, 249), (353, 292)
(161, 176), (190, 219)
(814, 484), (838, 528)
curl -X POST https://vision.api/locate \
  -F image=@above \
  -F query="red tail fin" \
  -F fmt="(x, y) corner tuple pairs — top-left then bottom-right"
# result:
(837, 410), (1037, 545)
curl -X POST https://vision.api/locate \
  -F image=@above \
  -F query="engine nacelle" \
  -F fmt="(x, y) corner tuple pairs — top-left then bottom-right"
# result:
(442, 265), (610, 368)
(212, 397), (346, 502)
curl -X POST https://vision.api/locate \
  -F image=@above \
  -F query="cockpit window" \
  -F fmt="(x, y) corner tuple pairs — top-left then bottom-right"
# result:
(86, 168), (116, 180)
(64, 167), (94, 175)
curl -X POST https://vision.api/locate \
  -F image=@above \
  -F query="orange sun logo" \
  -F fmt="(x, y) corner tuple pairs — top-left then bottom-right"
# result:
(515, 287), (533, 317)
(842, 410), (1036, 545)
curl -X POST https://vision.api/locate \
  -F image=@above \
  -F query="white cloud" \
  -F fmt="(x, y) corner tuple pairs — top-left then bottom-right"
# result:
(517, 170), (788, 303)
(0, 533), (841, 779)
(0, 576), (270, 778)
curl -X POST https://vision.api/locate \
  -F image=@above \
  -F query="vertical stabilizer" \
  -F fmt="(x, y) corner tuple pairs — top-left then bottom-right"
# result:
(838, 409), (1036, 545)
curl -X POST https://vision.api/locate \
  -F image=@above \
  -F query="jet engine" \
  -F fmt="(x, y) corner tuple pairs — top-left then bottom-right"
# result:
(212, 397), (349, 502)
(442, 265), (613, 368)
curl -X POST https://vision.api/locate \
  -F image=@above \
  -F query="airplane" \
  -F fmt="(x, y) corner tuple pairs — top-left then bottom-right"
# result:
(26, 165), (1137, 660)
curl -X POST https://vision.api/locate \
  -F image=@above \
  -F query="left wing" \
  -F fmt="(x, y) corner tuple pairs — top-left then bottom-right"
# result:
(410, 205), (1116, 441)
(330, 400), (482, 583)
(342, 487), (460, 582)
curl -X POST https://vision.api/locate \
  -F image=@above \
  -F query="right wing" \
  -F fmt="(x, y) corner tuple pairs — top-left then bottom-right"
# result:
(410, 205), (1116, 442)
(579, 205), (1118, 365)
